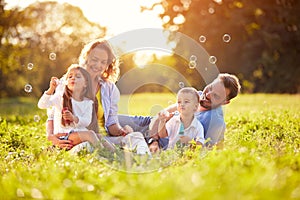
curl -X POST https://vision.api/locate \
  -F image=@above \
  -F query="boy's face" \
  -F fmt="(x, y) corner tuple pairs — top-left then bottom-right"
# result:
(177, 92), (199, 116)
(86, 47), (109, 78)
(200, 79), (230, 110)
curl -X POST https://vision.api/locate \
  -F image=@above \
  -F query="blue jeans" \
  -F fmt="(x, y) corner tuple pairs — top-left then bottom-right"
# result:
(117, 114), (168, 150)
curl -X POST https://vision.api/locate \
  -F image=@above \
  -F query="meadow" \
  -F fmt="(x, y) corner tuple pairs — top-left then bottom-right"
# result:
(0, 93), (299, 200)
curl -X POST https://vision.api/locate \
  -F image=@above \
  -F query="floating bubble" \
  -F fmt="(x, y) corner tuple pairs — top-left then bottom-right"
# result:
(199, 35), (206, 43)
(34, 115), (40, 122)
(223, 34), (231, 43)
(208, 7), (215, 14)
(49, 52), (56, 60)
(24, 84), (33, 93)
(190, 55), (197, 61)
(205, 67), (208, 71)
(209, 56), (217, 64)
(189, 60), (197, 69)
(27, 63), (34, 70)
(178, 82), (185, 88)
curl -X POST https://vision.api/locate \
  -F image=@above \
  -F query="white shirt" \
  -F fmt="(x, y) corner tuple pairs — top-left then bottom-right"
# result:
(38, 92), (93, 134)
(166, 114), (205, 149)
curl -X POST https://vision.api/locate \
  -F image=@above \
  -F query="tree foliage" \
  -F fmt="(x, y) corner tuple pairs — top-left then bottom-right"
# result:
(0, 0), (105, 97)
(147, 0), (300, 93)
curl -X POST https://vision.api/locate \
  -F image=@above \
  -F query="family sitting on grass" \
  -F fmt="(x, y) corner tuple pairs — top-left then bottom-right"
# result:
(37, 38), (241, 157)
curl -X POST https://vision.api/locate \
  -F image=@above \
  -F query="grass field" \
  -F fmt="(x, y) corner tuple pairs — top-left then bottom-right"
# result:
(0, 93), (299, 199)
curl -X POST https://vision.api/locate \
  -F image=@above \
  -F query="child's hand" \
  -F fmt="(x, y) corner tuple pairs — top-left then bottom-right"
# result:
(62, 109), (77, 124)
(158, 110), (170, 121)
(179, 135), (192, 144)
(46, 77), (59, 95)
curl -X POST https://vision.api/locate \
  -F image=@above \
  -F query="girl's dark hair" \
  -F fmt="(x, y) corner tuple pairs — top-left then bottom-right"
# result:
(61, 64), (97, 131)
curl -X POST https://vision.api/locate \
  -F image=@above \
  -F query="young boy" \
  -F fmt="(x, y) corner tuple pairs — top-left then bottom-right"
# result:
(157, 87), (205, 149)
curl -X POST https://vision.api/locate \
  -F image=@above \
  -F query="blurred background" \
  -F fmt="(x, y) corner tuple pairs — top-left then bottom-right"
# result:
(1, 0), (299, 98)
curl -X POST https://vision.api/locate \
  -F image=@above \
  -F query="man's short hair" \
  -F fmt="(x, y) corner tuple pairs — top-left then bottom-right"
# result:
(218, 73), (241, 100)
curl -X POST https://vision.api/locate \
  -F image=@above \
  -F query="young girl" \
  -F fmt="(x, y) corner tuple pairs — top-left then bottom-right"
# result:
(38, 64), (111, 151)
(157, 87), (205, 149)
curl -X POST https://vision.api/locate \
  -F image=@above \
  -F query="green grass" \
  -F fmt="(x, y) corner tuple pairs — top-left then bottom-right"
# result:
(0, 93), (299, 199)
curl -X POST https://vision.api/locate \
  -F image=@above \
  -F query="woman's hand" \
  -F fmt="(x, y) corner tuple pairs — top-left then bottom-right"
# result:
(48, 133), (74, 150)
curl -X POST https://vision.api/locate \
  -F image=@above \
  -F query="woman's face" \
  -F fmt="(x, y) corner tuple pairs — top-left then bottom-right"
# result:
(86, 47), (109, 78)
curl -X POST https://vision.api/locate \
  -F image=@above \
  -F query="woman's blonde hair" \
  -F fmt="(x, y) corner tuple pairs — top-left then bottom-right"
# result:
(78, 38), (120, 83)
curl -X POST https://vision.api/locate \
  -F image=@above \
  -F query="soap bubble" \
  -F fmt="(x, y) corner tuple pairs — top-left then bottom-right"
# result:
(189, 60), (197, 69)
(199, 35), (206, 43)
(190, 55), (197, 61)
(27, 63), (34, 70)
(208, 7), (215, 14)
(209, 56), (217, 64)
(178, 82), (185, 88)
(24, 84), (33, 93)
(223, 34), (231, 43)
(49, 52), (57, 60)
(34, 115), (40, 122)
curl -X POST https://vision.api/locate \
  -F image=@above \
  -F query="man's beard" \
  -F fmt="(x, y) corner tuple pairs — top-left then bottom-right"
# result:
(200, 99), (212, 110)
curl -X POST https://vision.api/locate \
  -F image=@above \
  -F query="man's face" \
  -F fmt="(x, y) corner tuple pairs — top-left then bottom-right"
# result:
(200, 79), (230, 110)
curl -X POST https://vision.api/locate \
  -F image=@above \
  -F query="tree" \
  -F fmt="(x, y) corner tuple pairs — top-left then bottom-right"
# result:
(0, 1), (106, 97)
(144, 0), (300, 93)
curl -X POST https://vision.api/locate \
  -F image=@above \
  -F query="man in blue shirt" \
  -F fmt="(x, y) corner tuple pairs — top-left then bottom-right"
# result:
(118, 73), (241, 152)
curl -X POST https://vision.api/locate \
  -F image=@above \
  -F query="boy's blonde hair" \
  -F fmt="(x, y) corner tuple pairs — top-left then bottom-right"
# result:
(177, 87), (200, 103)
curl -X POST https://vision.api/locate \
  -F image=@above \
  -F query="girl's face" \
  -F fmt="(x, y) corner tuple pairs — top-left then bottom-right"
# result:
(177, 92), (199, 116)
(67, 69), (87, 93)
(86, 47), (109, 78)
